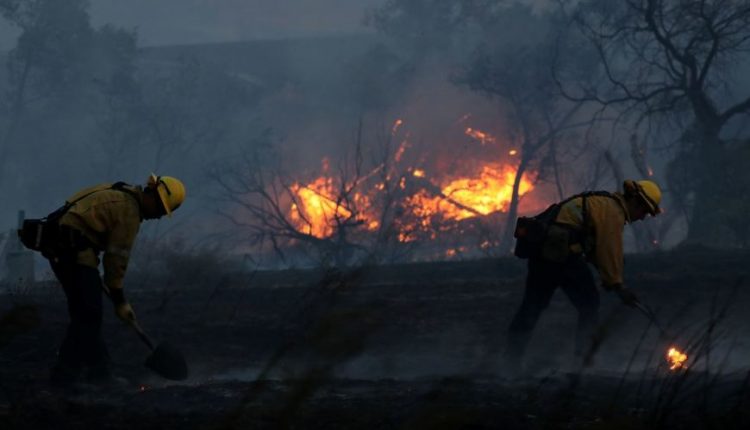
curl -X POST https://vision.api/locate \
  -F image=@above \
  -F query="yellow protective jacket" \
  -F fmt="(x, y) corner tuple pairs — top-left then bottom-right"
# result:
(554, 193), (631, 288)
(58, 183), (144, 293)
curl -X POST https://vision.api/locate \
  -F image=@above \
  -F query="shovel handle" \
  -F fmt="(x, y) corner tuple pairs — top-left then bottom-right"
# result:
(100, 284), (156, 351)
(129, 320), (156, 351)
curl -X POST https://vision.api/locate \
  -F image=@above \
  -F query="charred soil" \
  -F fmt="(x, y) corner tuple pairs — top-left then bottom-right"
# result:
(1, 246), (749, 429)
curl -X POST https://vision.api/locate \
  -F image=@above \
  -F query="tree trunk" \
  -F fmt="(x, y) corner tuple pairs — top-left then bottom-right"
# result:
(499, 155), (531, 253)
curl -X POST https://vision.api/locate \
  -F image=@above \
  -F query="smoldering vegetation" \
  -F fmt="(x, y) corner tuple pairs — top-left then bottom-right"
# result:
(2, 248), (750, 429)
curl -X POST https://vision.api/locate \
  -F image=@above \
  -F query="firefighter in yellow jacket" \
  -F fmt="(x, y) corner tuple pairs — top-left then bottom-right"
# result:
(506, 179), (661, 368)
(47, 174), (185, 387)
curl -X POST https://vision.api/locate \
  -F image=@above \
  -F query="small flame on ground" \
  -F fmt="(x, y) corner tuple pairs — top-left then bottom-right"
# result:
(509, 149), (518, 156)
(413, 169), (425, 178)
(667, 347), (688, 370)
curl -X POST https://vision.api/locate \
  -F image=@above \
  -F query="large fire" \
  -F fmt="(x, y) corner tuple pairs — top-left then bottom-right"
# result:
(406, 165), (534, 222)
(289, 167), (379, 238)
(666, 346), (688, 370)
(286, 119), (538, 245)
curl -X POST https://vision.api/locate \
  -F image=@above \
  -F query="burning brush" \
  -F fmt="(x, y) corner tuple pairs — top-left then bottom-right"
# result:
(634, 302), (689, 371)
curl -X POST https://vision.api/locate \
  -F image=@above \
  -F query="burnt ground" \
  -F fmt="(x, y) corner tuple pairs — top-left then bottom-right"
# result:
(1, 246), (749, 429)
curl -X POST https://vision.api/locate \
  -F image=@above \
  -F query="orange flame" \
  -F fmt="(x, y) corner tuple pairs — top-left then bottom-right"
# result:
(288, 162), (536, 242)
(284, 117), (541, 245)
(666, 347), (688, 370)
(290, 177), (377, 239)
(406, 165), (534, 222)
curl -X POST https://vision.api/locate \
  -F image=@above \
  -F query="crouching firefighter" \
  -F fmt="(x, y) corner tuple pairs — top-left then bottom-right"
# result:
(506, 179), (661, 368)
(18, 174), (186, 387)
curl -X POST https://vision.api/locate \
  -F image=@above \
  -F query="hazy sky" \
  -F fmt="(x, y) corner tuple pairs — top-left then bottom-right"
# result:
(0, 0), (383, 51)
(0, 0), (558, 51)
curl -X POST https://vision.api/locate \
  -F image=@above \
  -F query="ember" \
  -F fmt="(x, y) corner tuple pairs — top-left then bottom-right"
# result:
(465, 127), (496, 145)
(666, 347), (688, 370)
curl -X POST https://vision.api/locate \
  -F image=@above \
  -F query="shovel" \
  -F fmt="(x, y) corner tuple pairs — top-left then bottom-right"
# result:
(102, 285), (188, 380)
(128, 319), (189, 381)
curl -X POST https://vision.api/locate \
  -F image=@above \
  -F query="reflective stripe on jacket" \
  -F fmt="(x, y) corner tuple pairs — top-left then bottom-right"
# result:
(58, 183), (144, 292)
(554, 193), (630, 287)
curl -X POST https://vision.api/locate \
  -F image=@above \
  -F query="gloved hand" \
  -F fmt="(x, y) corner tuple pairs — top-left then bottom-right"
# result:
(615, 286), (640, 307)
(115, 302), (137, 324)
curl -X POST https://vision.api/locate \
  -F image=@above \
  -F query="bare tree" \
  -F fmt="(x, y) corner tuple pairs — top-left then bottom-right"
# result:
(210, 121), (413, 268)
(559, 0), (750, 245)
(458, 43), (595, 252)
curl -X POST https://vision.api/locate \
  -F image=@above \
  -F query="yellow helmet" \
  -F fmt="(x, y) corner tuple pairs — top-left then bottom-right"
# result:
(624, 179), (661, 215)
(147, 174), (186, 216)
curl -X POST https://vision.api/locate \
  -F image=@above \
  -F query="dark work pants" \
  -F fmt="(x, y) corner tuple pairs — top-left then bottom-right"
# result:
(50, 260), (109, 382)
(507, 255), (599, 360)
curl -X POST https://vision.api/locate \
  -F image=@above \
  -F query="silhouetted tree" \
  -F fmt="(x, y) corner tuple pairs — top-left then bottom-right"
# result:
(210, 121), (415, 268)
(560, 0), (750, 246)
(459, 43), (597, 251)
(0, 0), (94, 175)
(371, 1), (603, 253)
(0, 0), (139, 193)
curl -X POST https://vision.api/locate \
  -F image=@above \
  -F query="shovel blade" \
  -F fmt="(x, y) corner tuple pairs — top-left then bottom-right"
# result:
(144, 341), (188, 381)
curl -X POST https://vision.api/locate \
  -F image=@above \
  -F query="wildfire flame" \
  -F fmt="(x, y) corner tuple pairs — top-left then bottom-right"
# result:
(285, 119), (539, 244)
(406, 165), (534, 222)
(666, 347), (688, 370)
(289, 176), (377, 239)
(289, 163), (534, 240)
